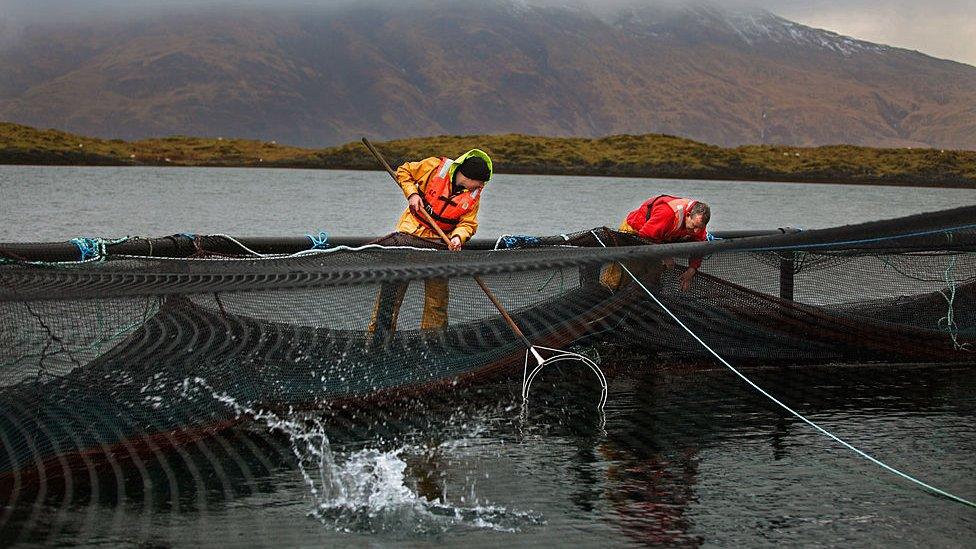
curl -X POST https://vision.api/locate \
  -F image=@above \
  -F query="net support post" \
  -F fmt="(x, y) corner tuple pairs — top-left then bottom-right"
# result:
(778, 251), (795, 301)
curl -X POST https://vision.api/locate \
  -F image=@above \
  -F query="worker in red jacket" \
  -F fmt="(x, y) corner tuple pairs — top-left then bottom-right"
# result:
(601, 195), (711, 292)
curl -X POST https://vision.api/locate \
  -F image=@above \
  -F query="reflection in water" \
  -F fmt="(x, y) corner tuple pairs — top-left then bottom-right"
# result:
(601, 442), (703, 548)
(598, 373), (705, 547)
(585, 363), (976, 546)
(770, 414), (792, 462)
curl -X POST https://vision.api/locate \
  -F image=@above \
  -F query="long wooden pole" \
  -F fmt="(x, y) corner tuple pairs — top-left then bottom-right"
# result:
(361, 138), (534, 349)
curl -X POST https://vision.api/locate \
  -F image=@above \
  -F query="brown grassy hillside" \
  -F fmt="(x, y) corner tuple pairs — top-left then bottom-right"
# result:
(2, 122), (974, 188)
(1, 4), (975, 150)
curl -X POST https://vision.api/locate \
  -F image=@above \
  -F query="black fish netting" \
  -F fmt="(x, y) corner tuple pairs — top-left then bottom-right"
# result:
(0, 206), (973, 484)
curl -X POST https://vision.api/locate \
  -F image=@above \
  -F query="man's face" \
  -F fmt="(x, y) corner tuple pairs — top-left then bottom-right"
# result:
(686, 214), (707, 232)
(455, 171), (486, 191)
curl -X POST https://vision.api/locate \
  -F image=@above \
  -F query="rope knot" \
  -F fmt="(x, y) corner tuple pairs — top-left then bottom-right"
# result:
(69, 236), (129, 262)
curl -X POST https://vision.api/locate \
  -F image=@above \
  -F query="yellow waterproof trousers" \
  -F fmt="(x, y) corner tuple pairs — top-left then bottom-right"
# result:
(599, 221), (665, 291)
(368, 277), (449, 333)
(367, 232), (449, 340)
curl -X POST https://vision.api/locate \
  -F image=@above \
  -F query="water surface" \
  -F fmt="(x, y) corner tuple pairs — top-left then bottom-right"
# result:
(2, 166), (974, 242)
(1, 166), (974, 547)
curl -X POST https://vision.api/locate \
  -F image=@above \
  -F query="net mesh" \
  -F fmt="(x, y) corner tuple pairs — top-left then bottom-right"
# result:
(1, 207), (974, 482)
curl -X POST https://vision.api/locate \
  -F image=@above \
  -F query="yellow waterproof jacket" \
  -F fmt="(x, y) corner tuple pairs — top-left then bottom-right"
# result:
(394, 150), (492, 244)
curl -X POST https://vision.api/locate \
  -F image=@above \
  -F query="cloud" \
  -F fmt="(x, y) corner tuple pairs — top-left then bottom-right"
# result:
(2, 0), (974, 66)
(2, 0), (349, 22)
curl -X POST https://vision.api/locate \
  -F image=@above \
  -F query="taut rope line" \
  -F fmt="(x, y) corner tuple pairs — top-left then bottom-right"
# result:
(590, 230), (975, 509)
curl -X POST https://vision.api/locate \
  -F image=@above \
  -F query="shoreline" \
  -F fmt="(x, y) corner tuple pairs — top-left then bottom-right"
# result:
(3, 122), (974, 189)
(3, 162), (973, 190)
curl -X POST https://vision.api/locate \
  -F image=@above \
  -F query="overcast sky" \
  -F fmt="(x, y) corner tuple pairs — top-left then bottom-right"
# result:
(774, 0), (976, 67)
(3, 0), (974, 66)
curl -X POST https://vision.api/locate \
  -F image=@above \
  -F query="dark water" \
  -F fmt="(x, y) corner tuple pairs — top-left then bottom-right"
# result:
(1, 166), (975, 546)
(3, 365), (974, 547)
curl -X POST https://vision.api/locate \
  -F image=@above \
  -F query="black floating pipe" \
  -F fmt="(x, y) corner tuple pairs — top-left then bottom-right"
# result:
(0, 229), (794, 263)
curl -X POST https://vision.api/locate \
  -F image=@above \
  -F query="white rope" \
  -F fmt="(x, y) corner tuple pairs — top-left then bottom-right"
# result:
(211, 234), (447, 259)
(206, 233), (267, 256)
(936, 234), (973, 352)
(115, 242), (443, 262)
(590, 231), (976, 509)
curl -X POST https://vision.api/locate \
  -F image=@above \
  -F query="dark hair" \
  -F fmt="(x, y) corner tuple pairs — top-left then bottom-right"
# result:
(690, 202), (710, 224)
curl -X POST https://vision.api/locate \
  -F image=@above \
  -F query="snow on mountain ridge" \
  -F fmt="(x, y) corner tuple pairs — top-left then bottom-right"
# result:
(725, 11), (891, 56)
(612, 3), (890, 57)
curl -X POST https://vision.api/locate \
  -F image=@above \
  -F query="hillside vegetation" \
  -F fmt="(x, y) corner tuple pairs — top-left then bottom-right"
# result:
(2, 122), (974, 188)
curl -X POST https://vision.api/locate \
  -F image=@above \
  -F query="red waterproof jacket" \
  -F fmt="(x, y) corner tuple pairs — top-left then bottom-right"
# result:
(625, 195), (707, 269)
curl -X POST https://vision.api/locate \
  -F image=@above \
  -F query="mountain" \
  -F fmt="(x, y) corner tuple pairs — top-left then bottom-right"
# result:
(1, 1), (974, 149)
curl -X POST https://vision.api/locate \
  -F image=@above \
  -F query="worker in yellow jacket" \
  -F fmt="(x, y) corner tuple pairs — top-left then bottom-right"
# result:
(369, 149), (493, 339)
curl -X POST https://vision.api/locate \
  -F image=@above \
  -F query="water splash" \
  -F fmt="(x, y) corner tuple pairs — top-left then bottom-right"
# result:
(180, 377), (542, 535)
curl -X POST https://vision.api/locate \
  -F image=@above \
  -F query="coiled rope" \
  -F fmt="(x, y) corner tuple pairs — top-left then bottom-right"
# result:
(306, 230), (330, 250)
(590, 230), (976, 509)
(69, 236), (130, 262)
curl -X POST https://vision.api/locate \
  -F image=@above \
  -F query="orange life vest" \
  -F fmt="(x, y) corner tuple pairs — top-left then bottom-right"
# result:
(416, 157), (482, 232)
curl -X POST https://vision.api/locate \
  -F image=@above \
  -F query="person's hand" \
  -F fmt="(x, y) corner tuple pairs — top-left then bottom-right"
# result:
(662, 256), (676, 269)
(678, 267), (697, 292)
(408, 193), (423, 214)
(448, 235), (463, 251)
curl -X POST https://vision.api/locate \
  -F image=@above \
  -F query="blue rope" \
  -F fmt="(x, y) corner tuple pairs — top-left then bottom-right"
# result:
(68, 236), (130, 262)
(498, 235), (542, 249)
(306, 231), (330, 250)
(70, 237), (101, 261)
(705, 231), (721, 241)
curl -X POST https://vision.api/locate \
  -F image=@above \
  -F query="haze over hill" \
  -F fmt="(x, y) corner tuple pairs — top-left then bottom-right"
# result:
(1, 0), (974, 149)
